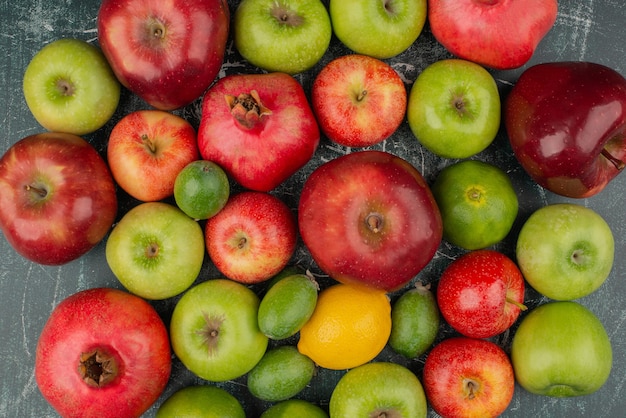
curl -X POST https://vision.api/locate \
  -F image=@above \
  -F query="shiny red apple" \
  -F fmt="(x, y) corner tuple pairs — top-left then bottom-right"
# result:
(97, 0), (230, 110)
(0, 133), (117, 265)
(428, 0), (558, 70)
(506, 61), (626, 198)
(298, 150), (443, 291)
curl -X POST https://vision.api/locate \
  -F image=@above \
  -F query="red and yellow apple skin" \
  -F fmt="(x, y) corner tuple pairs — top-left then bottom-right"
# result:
(0, 133), (117, 265)
(506, 61), (626, 198)
(428, 0), (558, 70)
(298, 150), (443, 292)
(97, 0), (230, 110)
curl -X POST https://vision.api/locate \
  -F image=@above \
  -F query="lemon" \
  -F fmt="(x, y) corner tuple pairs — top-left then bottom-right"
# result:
(297, 283), (391, 370)
(432, 160), (518, 250)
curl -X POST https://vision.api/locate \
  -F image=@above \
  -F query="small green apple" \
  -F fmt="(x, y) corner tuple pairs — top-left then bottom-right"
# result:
(169, 279), (269, 382)
(23, 38), (120, 135)
(105, 202), (205, 300)
(329, 0), (427, 59)
(260, 399), (328, 418)
(156, 385), (245, 418)
(329, 362), (427, 417)
(407, 59), (501, 159)
(234, 0), (332, 74)
(516, 203), (614, 300)
(511, 301), (613, 397)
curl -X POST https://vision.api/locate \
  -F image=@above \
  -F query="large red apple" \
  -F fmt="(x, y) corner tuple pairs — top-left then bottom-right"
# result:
(197, 72), (320, 192)
(97, 0), (230, 110)
(506, 61), (626, 198)
(423, 337), (515, 417)
(428, 0), (558, 70)
(436, 250), (526, 339)
(0, 133), (117, 265)
(107, 110), (199, 202)
(311, 54), (407, 148)
(35, 288), (171, 418)
(298, 150), (443, 291)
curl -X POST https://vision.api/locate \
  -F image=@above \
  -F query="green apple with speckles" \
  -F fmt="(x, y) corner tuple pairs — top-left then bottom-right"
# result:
(329, 0), (427, 59)
(23, 38), (120, 135)
(516, 203), (614, 300)
(407, 58), (501, 159)
(511, 301), (612, 397)
(234, 0), (331, 74)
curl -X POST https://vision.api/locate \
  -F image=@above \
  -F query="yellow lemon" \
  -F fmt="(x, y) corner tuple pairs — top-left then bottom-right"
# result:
(297, 283), (391, 370)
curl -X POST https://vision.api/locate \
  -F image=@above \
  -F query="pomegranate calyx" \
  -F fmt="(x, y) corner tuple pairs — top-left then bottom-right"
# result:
(78, 349), (118, 388)
(225, 90), (272, 129)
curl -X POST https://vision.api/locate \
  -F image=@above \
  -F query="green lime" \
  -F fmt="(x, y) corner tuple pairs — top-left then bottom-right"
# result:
(260, 399), (329, 418)
(156, 385), (245, 418)
(432, 160), (518, 250)
(389, 282), (439, 359)
(174, 160), (229, 220)
(258, 273), (319, 340)
(247, 345), (316, 402)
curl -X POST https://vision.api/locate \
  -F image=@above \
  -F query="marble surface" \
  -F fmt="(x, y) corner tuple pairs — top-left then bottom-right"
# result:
(1, 1), (625, 417)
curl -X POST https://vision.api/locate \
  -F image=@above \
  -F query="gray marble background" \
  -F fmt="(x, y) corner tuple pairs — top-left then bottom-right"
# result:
(1, 1), (625, 417)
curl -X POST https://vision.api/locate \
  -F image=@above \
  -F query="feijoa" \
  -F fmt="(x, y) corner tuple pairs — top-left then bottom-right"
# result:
(258, 273), (319, 340)
(247, 345), (316, 402)
(389, 282), (440, 358)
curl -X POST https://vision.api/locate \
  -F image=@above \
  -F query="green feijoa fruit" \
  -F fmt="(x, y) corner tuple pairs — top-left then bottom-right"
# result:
(389, 283), (440, 359)
(260, 399), (329, 418)
(174, 160), (230, 220)
(156, 385), (245, 418)
(258, 273), (319, 340)
(247, 345), (316, 402)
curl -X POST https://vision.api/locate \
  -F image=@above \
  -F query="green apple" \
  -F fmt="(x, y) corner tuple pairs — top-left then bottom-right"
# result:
(156, 385), (245, 418)
(407, 59), (501, 159)
(329, 362), (427, 417)
(329, 0), (427, 59)
(516, 203), (614, 300)
(169, 279), (269, 382)
(23, 38), (120, 135)
(511, 301), (612, 397)
(105, 202), (204, 300)
(234, 0), (332, 74)
(260, 399), (328, 418)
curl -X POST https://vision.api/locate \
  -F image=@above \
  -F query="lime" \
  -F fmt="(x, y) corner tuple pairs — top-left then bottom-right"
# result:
(174, 160), (229, 220)
(258, 273), (319, 340)
(247, 345), (316, 402)
(156, 385), (245, 418)
(261, 399), (328, 418)
(432, 160), (518, 250)
(389, 282), (439, 359)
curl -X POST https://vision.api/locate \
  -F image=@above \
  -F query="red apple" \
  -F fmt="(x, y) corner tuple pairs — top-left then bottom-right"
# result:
(437, 250), (526, 339)
(0, 132), (117, 265)
(35, 288), (171, 418)
(311, 54), (407, 148)
(107, 110), (199, 202)
(197, 72), (320, 192)
(506, 61), (626, 198)
(428, 0), (558, 70)
(423, 337), (515, 417)
(205, 191), (297, 284)
(298, 150), (443, 291)
(97, 0), (229, 110)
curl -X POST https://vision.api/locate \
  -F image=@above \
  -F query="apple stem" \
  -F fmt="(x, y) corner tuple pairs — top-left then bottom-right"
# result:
(24, 184), (48, 198)
(78, 349), (118, 388)
(365, 212), (384, 233)
(141, 134), (157, 154)
(601, 148), (626, 171)
(506, 297), (528, 311)
(357, 90), (368, 102)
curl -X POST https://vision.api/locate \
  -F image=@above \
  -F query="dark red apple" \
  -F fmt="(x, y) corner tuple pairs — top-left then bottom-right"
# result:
(0, 132), (117, 265)
(35, 288), (171, 418)
(298, 150), (443, 292)
(506, 61), (626, 198)
(436, 250), (526, 339)
(198, 72), (320, 192)
(428, 0), (558, 70)
(97, 0), (230, 110)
